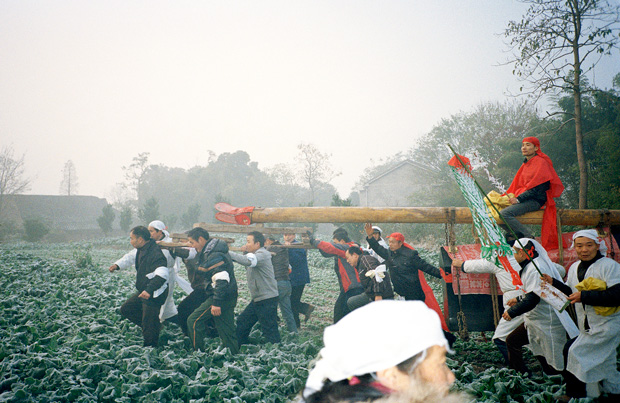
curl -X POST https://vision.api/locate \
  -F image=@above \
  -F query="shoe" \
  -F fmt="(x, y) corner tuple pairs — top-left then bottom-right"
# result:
(304, 305), (315, 323)
(554, 395), (571, 402)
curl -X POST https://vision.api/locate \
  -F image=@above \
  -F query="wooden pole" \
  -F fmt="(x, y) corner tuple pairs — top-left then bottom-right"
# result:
(244, 206), (620, 226)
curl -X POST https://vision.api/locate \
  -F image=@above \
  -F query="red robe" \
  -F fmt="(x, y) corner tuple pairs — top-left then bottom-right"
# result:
(506, 153), (564, 249)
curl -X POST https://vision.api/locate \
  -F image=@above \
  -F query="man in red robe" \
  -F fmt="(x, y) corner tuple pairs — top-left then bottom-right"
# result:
(501, 136), (564, 250)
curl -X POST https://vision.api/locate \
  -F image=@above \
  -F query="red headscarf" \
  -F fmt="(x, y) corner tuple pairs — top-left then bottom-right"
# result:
(506, 137), (564, 249)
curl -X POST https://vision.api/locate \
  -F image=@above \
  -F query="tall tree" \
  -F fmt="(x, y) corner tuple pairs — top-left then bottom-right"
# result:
(119, 205), (133, 232)
(296, 143), (340, 204)
(123, 152), (150, 203)
(138, 197), (160, 224)
(59, 160), (78, 196)
(504, 0), (620, 208)
(0, 146), (31, 218)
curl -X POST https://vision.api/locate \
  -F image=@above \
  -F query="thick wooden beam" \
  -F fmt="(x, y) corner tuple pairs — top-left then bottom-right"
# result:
(192, 223), (313, 234)
(245, 207), (620, 226)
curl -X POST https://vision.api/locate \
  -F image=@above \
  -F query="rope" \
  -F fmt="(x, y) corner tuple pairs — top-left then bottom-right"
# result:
(444, 210), (469, 339)
(490, 275), (500, 328)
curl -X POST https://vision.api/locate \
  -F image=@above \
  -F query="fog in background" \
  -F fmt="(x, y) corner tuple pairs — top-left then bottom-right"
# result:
(1, 0), (618, 200)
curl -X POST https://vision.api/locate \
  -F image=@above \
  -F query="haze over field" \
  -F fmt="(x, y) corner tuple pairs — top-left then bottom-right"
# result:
(1, 0), (618, 199)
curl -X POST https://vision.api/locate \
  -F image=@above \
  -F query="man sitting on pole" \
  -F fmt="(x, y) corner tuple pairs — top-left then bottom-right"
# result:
(500, 136), (564, 250)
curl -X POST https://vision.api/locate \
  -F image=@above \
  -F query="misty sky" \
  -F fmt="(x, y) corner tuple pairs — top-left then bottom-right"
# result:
(1, 1), (618, 201)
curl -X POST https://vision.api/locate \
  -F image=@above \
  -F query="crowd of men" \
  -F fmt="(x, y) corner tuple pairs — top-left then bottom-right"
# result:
(107, 137), (620, 401)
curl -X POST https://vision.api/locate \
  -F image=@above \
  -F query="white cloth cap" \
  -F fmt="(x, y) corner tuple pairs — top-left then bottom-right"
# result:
(372, 225), (382, 234)
(571, 229), (608, 255)
(148, 220), (169, 238)
(303, 300), (449, 398)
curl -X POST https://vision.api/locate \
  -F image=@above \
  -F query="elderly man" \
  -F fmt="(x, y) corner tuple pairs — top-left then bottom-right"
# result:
(230, 231), (280, 345)
(501, 136), (564, 249)
(109, 226), (169, 347)
(542, 230), (620, 401)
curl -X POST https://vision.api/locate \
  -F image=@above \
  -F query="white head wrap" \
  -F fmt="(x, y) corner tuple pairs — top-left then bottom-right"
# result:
(513, 238), (562, 279)
(148, 220), (170, 239)
(303, 300), (449, 399)
(571, 229), (608, 256)
(372, 226), (382, 234)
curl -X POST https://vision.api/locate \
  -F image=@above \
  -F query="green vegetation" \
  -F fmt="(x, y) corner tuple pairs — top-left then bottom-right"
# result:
(0, 240), (598, 402)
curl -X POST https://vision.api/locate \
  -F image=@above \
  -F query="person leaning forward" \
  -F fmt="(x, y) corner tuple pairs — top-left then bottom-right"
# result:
(500, 136), (564, 250)
(230, 231), (281, 345)
(180, 227), (239, 354)
(110, 226), (169, 347)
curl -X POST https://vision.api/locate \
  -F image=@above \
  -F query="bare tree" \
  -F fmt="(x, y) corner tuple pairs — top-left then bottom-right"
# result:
(504, 0), (620, 208)
(59, 160), (79, 196)
(0, 146), (31, 217)
(296, 143), (340, 204)
(122, 152), (150, 203)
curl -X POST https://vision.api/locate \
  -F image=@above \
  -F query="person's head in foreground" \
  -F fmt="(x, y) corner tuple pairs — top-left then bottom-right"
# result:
(302, 300), (465, 403)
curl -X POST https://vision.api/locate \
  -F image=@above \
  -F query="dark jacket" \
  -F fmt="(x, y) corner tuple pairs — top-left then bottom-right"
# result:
(267, 242), (290, 281)
(135, 239), (168, 304)
(288, 240), (311, 287)
(314, 240), (362, 293)
(197, 239), (238, 307)
(357, 254), (394, 300)
(367, 237), (440, 301)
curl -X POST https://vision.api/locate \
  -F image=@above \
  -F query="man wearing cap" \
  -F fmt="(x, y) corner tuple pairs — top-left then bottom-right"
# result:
(500, 137), (564, 250)
(363, 223), (452, 340)
(365, 225), (388, 263)
(541, 230), (620, 401)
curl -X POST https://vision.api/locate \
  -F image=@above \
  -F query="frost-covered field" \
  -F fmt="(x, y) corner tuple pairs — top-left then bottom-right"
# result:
(0, 239), (594, 402)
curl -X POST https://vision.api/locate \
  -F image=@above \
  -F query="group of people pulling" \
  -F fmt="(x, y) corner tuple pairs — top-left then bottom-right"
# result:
(107, 136), (620, 402)
(109, 223), (314, 355)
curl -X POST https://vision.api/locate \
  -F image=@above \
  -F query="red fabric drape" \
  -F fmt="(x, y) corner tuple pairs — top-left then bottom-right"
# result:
(402, 242), (449, 332)
(505, 153), (564, 249)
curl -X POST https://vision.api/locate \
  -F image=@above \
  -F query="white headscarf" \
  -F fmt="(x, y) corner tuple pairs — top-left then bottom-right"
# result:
(303, 300), (449, 399)
(148, 220), (170, 239)
(513, 238), (562, 278)
(571, 229), (608, 256)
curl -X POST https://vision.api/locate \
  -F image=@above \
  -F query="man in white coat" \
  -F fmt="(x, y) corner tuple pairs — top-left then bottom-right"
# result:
(452, 247), (566, 365)
(501, 238), (574, 376)
(543, 230), (620, 402)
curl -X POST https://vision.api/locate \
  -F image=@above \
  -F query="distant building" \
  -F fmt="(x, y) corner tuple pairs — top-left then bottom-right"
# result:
(357, 160), (439, 207)
(1, 194), (109, 231)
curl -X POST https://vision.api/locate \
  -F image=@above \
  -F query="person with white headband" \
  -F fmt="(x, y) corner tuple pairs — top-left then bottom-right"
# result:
(110, 220), (190, 323)
(501, 238), (574, 376)
(301, 300), (465, 403)
(540, 229), (620, 402)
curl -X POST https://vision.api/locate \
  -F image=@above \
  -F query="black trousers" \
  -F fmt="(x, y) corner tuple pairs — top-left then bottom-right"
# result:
(236, 297), (280, 345)
(120, 292), (164, 347)
(333, 288), (363, 323)
(167, 289), (208, 336)
(291, 284), (312, 327)
(562, 337), (587, 398)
